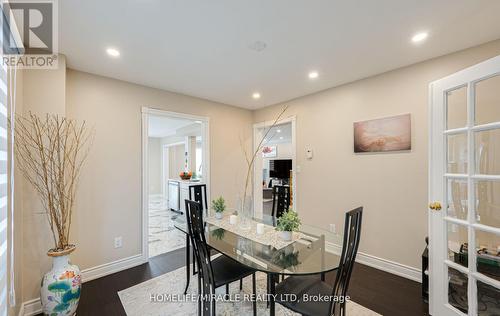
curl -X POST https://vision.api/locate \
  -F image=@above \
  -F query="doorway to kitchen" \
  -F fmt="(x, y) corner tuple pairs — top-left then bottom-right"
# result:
(141, 108), (210, 259)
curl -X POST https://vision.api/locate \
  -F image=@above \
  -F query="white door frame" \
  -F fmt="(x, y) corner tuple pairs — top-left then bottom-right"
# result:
(141, 107), (210, 260)
(429, 55), (500, 316)
(253, 116), (297, 219)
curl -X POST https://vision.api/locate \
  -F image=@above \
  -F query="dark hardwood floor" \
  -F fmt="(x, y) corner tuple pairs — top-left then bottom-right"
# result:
(43, 247), (428, 316)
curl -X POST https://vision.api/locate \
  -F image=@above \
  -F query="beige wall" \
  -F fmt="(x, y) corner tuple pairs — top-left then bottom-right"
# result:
(253, 39), (500, 269)
(169, 144), (186, 179)
(148, 137), (162, 194)
(18, 68), (252, 302)
(20, 56), (68, 304)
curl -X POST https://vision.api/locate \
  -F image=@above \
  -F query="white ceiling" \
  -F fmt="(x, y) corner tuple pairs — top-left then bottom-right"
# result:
(148, 116), (200, 138)
(60, 0), (500, 110)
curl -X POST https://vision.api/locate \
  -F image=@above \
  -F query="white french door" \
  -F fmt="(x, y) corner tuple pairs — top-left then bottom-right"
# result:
(429, 55), (500, 316)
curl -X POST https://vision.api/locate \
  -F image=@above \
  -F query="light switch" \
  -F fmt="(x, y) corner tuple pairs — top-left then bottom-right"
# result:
(306, 148), (313, 160)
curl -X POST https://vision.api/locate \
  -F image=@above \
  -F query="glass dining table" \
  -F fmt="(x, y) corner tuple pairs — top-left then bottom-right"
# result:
(173, 211), (343, 316)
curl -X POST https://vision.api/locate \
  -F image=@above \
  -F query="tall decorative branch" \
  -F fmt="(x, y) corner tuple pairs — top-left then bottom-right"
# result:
(12, 112), (94, 253)
(240, 105), (288, 201)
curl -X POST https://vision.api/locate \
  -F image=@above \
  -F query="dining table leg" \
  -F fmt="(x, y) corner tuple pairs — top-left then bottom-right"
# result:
(184, 234), (190, 295)
(269, 273), (276, 316)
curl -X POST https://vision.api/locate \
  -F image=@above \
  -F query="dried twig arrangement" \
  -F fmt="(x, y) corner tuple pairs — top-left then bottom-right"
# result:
(13, 112), (93, 253)
(240, 105), (288, 201)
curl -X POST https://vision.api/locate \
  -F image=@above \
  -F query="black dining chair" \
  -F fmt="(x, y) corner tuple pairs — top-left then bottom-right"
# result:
(185, 199), (257, 316)
(273, 206), (363, 316)
(188, 184), (208, 275)
(271, 185), (290, 218)
(189, 184), (208, 211)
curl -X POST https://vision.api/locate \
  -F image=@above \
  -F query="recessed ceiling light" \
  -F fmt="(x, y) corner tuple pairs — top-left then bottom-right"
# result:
(411, 32), (428, 44)
(106, 47), (120, 57)
(279, 136), (284, 140)
(195, 120), (202, 124)
(277, 129), (281, 133)
(252, 92), (261, 100)
(308, 71), (319, 79)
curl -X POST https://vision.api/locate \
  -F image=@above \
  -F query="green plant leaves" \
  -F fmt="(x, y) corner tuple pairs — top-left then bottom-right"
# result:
(276, 209), (301, 232)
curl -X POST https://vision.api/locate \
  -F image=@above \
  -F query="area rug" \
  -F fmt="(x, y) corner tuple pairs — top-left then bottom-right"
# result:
(118, 266), (382, 316)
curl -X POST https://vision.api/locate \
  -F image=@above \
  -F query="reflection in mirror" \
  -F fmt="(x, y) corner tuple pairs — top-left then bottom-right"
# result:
(447, 133), (468, 174)
(476, 129), (500, 175)
(447, 179), (468, 221)
(475, 230), (500, 281)
(477, 280), (500, 315)
(476, 181), (500, 229)
(448, 266), (468, 313)
(447, 222), (468, 268)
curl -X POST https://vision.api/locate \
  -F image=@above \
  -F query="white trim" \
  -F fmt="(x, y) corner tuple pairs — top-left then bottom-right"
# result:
(80, 254), (146, 283)
(141, 107), (209, 123)
(141, 111), (149, 261)
(18, 254), (146, 315)
(325, 242), (422, 283)
(18, 298), (39, 316)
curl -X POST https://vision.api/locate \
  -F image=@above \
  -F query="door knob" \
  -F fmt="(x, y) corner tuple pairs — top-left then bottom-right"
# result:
(429, 202), (442, 211)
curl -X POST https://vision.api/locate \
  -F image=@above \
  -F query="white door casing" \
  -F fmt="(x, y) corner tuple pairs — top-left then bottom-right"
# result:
(429, 55), (500, 316)
(141, 107), (210, 261)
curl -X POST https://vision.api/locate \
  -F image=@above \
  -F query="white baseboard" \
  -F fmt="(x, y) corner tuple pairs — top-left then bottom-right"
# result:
(326, 242), (422, 283)
(19, 253), (147, 316)
(18, 298), (41, 316)
(81, 253), (146, 283)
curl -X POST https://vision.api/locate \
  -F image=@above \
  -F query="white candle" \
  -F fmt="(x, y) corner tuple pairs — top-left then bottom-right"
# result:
(256, 223), (265, 235)
(229, 215), (237, 225)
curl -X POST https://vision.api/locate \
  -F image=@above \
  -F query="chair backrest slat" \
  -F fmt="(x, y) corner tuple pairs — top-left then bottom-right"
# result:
(330, 206), (363, 315)
(189, 184), (208, 211)
(272, 185), (290, 218)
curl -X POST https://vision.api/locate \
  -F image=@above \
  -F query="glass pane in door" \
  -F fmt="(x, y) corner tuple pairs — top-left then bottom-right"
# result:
(447, 179), (468, 220)
(475, 230), (500, 281)
(447, 86), (468, 129)
(448, 133), (468, 174)
(475, 75), (500, 126)
(448, 266), (469, 313)
(477, 280), (500, 315)
(448, 222), (469, 268)
(476, 181), (500, 228)
(475, 129), (500, 175)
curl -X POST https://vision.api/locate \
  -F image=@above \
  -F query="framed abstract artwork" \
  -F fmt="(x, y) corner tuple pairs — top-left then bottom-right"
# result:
(354, 114), (411, 153)
(262, 145), (277, 158)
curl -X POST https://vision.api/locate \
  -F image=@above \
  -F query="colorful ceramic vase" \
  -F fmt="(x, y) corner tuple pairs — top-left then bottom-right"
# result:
(41, 246), (81, 316)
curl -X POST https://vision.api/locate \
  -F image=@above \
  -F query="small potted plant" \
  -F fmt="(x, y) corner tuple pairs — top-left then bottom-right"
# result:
(276, 209), (301, 241)
(212, 196), (226, 219)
